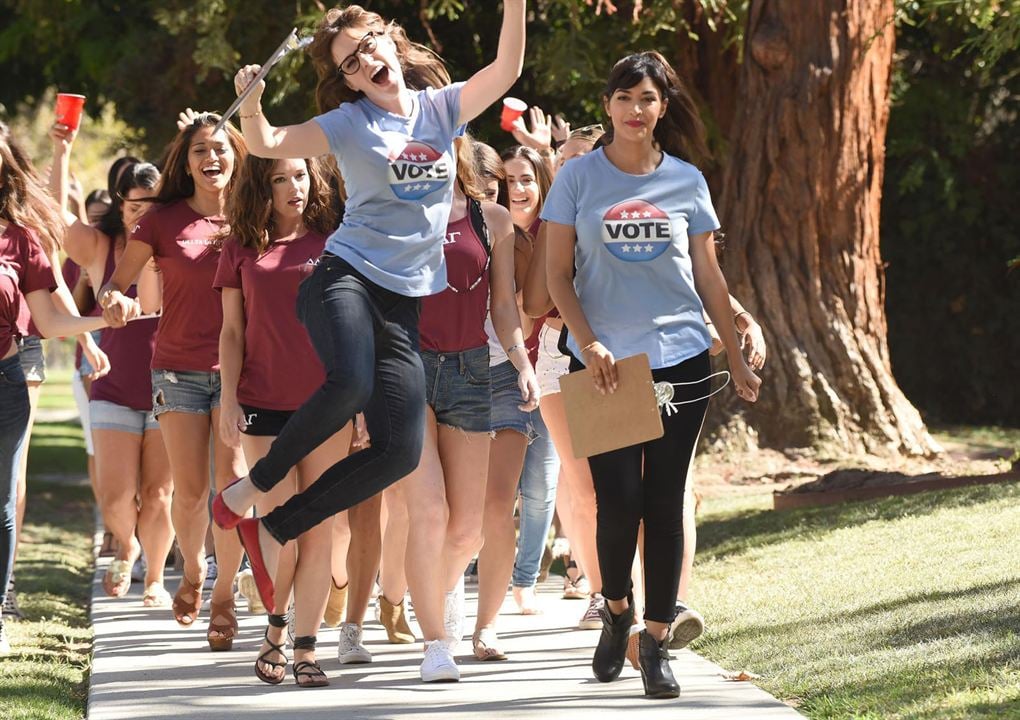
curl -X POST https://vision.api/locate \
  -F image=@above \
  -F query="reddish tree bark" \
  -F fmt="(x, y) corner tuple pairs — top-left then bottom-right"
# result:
(715, 0), (939, 455)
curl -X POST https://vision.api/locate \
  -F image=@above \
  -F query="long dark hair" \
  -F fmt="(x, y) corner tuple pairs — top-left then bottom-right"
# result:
(307, 5), (451, 113)
(603, 51), (710, 167)
(97, 161), (160, 242)
(0, 121), (65, 255)
(154, 112), (247, 208)
(107, 155), (141, 195)
(224, 156), (337, 255)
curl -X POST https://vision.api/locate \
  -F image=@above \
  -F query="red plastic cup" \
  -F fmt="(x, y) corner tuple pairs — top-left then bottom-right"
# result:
(55, 93), (86, 131)
(500, 97), (527, 132)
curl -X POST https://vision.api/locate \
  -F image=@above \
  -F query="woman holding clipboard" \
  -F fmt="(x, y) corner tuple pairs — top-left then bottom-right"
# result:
(543, 52), (761, 699)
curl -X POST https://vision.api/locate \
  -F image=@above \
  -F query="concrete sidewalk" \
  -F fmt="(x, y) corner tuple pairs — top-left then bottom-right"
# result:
(88, 562), (802, 720)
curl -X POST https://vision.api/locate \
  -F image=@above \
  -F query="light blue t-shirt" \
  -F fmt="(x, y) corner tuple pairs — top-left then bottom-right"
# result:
(314, 83), (464, 297)
(540, 148), (720, 369)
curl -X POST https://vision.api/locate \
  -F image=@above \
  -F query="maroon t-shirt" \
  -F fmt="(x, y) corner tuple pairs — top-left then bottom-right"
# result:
(132, 200), (224, 372)
(90, 240), (157, 410)
(419, 215), (490, 353)
(213, 232), (325, 411)
(1, 224), (56, 356)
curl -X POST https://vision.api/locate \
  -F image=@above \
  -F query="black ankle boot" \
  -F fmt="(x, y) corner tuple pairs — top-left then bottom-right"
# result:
(592, 600), (634, 682)
(638, 629), (680, 698)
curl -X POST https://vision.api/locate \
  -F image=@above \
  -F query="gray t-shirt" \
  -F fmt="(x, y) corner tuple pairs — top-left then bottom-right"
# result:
(313, 83), (464, 297)
(541, 148), (719, 369)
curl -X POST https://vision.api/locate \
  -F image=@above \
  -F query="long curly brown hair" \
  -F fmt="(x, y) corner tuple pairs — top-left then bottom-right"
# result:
(454, 134), (486, 203)
(0, 121), (66, 255)
(154, 112), (248, 208)
(224, 156), (337, 255)
(308, 5), (451, 113)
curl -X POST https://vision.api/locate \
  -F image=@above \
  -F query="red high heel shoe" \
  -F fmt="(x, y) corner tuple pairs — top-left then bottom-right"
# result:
(236, 518), (277, 615)
(212, 477), (246, 530)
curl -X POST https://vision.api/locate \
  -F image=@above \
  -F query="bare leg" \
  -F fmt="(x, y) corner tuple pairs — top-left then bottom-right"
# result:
(473, 428), (528, 634)
(137, 429), (174, 588)
(440, 427), (490, 591)
(209, 408), (247, 610)
(541, 394), (601, 591)
(93, 429), (143, 580)
(380, 484), (409, 604)
(346, 491), (381, 625)
(331, 512), (351, 590)
(401, 411), (448, 642)
(13, 382), (41, 560)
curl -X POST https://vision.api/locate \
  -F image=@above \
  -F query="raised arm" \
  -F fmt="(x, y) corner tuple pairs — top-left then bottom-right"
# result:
(233, 66), (330, 159)
(48, 123), (107, 268)
(689, 232), (761, 402)
(457, 0), (526, 126)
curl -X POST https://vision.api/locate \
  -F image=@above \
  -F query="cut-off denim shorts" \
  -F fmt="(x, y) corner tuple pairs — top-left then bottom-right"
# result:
(90, 399), (159, 435)
(489, 359), (536, 441)
(151, 369), (222, 418)
(420, 346), (491, 434)
(16, 335), (45, 383)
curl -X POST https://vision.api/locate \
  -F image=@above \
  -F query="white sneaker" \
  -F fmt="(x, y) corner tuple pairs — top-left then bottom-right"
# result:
(420, 639), (459, 683)
(668, 602), (705, 649)
(443, 576), (465, 648)
(131, 555), (147, 584)
(235, 569), (265, 615)
(336, 622), (372, 664)
(202, 554), (218, 594)
(577, 593), (604, 630)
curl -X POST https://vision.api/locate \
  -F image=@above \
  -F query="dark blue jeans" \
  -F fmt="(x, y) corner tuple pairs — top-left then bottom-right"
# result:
(0, 354), (31, 609)
(252, 255), (426, 544)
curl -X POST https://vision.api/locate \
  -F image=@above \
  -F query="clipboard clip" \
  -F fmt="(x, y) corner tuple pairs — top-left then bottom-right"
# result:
(654, 371), (731, 416)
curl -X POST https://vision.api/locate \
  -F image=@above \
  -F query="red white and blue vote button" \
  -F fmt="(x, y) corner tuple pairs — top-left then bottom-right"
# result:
(601, 200), (672, 262)
(388, 141), (451, 201)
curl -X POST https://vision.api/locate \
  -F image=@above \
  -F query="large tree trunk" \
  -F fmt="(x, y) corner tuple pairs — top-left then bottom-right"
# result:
(715, 0), (940, 456)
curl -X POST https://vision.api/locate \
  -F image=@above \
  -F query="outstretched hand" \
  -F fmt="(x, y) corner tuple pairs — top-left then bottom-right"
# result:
(511, 106), (553, 151)
(176, 108), (200, 131)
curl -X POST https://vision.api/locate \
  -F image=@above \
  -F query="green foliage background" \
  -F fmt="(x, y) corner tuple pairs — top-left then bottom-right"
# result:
(1, 0), (1017, 425)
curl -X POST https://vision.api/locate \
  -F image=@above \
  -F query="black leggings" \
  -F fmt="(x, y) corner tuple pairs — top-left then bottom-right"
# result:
(572, 351), (710, 623)
(251, 255), (426, 544)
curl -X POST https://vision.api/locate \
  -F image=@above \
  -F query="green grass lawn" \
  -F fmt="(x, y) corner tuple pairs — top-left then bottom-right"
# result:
(35, 368), (76, 412)
(690, 480), (1020, 719)
(0, 478), (94, 720)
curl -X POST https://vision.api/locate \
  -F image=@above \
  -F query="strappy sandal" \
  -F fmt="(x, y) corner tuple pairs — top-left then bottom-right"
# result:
(207, 598), (238, 651)
(472, 627), (508, 661)
(103, 559), (133, 598)
(292, 635), (329, 688)
(254, 613), (290, 685)
(142, 582), (172, 608)
(171, 572), (205, 626)
(562, 561), (589, 600)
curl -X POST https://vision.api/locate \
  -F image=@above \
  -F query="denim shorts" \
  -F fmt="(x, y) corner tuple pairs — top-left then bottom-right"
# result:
(421, 346), (491, 434)
(535, 323), (569, 396)
(490, 359), (536, 440)
(151, 369), (222, 417)
(16, 335), (45, 383)
(90, 399), (159, 435)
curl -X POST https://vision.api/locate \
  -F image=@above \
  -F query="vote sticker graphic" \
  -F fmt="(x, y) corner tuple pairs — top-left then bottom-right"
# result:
(601, 200), (673, 262)
(388, 141), (451, 201)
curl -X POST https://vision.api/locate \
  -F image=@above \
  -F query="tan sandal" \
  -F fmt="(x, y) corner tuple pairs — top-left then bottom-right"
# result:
(207, 599), (238, 651)
(171, 572), (204, 627)
(472, 628), (507, 661)
(103, 560), (133, 598)
(142, 582), (172, 608)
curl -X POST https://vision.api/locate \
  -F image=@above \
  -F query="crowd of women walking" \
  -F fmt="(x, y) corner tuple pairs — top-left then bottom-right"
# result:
(0, 1), (766, 701)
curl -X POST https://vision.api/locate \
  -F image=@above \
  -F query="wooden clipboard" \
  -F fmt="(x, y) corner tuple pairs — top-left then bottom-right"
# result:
(559, 353), (663, 459)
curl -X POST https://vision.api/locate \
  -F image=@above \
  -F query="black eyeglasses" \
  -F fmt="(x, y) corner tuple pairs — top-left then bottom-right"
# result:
(338, 30), (383, 76)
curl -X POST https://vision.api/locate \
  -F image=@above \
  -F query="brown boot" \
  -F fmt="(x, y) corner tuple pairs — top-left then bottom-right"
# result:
(378, 595), (415, 644)
(322, 580), (348, 628)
